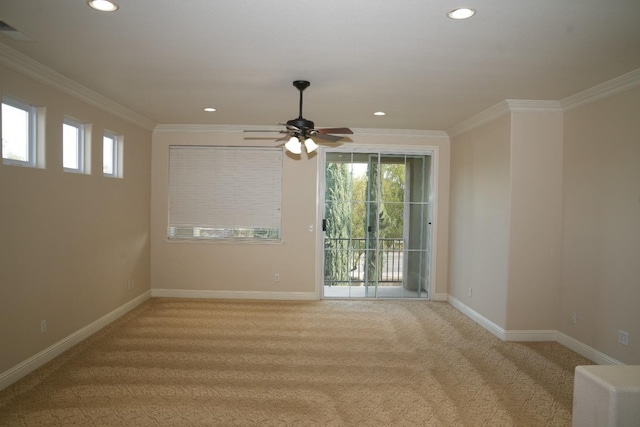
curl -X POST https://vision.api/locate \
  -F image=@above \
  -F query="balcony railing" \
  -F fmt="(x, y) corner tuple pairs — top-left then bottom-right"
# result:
(324, 237), (404, 286)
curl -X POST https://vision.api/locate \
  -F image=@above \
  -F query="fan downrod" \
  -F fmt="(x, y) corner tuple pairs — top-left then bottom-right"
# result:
(289, 80), (314, 132)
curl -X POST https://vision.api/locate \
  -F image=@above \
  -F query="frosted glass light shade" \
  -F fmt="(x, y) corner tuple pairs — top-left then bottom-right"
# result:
(304, 138), (318, 153)
(284, 136), (302, 154)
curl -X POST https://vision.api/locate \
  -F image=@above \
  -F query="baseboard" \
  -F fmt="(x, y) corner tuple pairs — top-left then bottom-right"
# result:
(555, 331), (623, 366)
(151, 288), (318, 301)
(447, 295), (622, 365)
(503, 329), (558, 342)
(447, 295), (506, 340)
(0, 291), (151, 391)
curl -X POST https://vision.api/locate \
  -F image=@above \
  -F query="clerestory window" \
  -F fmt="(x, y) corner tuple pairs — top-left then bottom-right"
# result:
(2, 96), (38, 167)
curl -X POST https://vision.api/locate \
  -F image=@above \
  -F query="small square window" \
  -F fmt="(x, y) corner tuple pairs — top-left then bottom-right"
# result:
(2, 96), (36, 167)
(63, 118), (86, 173)
(103, 131), (122, 178)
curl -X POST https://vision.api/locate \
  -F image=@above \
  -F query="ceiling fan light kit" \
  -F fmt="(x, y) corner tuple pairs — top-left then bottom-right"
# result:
(304, 137), (318, 153)
(244, 80), (353, 155)
(284, 136), (303, 154)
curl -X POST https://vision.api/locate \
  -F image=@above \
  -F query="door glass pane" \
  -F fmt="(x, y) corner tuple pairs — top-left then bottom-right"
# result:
(324, 151), (431, 299)
(404, 156), (430, 298)
(324, 156), (356, 295)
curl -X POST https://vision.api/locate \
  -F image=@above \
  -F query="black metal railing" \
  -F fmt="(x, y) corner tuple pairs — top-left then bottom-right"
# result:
(324, 237), (404, 285)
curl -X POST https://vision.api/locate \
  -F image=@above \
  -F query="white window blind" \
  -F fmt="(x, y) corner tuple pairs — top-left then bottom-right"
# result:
(168, 146), (282, 240)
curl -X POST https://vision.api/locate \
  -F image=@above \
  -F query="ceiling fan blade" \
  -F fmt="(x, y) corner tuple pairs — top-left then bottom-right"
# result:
(243, 129), (286, 133)
(317, 127), (353, 135)
(313, 133), (344, 143)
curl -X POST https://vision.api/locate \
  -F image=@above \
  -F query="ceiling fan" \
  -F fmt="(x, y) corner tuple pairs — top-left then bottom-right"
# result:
(244, 80), (353, 154)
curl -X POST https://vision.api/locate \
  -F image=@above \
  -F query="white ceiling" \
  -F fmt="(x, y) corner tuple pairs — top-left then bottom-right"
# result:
(1, 0), (639, 131)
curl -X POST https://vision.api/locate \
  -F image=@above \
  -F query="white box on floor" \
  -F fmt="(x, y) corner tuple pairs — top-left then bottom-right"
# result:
(573, 365), (640, 427)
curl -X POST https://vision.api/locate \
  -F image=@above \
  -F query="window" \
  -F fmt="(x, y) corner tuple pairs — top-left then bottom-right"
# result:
(63, 118), (87, 173)
(2, 96), (36, 167)
(103, 131), (121, 177)
(168, 146), (282, 241)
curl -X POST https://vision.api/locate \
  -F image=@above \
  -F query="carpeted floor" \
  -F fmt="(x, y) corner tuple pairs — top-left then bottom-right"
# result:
(0, 298), (592, 426)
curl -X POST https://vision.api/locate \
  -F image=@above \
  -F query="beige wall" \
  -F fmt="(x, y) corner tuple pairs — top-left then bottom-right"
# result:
(0, 65), (152, 374)
(151, 131), (450, 298)
(449, 115), (511, 327)
(561, 87), (640, 364)
(507, 111), (563, 330)
(450, 84), (639, 364)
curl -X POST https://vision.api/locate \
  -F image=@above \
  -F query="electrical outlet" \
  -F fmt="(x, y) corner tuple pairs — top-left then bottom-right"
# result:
(274, 273), (280, 282)
(571, 312), (577, 324)
(40, 319), (47, 334)
(468, 288), (472, 297)
(618, 330), (629, 346)
(127, 279), (133, 290)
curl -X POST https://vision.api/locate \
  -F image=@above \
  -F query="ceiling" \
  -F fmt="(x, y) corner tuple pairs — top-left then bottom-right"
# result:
(1, 0), (639, 132)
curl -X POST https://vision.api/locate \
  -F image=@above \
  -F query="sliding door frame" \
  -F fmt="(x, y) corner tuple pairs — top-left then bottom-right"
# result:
(315, 144), (440, 300)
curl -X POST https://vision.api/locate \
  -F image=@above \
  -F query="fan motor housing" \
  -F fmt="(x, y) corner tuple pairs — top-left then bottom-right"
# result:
(287, 118), (315, 132)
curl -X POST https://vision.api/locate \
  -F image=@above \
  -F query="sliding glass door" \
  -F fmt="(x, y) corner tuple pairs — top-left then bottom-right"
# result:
(322, 150), (432, 298)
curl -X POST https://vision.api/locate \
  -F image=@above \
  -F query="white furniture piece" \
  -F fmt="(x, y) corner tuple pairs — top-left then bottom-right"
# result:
(573, 365), (640, 427)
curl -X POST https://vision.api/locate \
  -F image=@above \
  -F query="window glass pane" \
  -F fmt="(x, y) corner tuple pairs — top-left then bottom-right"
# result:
(103, 135), (114, 175)
(2, 103), (29, 162)
(63, 123), (80, 170)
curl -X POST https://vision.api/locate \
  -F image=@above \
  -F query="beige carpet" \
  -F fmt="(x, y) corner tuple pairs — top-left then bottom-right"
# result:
(0, 298), (591, 426)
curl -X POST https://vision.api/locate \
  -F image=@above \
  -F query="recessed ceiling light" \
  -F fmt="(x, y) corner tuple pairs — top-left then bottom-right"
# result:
(203, 107), (216, 112)
(373, 111), (386, 116)
(447, 8), (475, 20)
(87, 0), (119, 12)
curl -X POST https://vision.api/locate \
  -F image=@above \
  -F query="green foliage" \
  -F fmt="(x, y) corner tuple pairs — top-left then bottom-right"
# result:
(324, 163), (352, 283)
(378, 163), (405, 238)
(324, 160), (407, 285)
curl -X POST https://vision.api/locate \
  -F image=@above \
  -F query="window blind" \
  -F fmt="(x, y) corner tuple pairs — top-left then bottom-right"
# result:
(168, 146), (282, 240)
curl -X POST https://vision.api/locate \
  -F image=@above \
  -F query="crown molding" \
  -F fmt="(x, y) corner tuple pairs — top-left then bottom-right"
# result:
(560, 68), (640, 112)
(0, 42), (156, 131)
(505, 99), (563, 113)
(3, 38), (635, 136)
(154, 124), (449, 139)
(448, 68), (640, 137)
(447, 101), (511, 137)
(351, 128), (449, 139)
(447, 99), (564, 138)
(154, 124), (274, 133)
